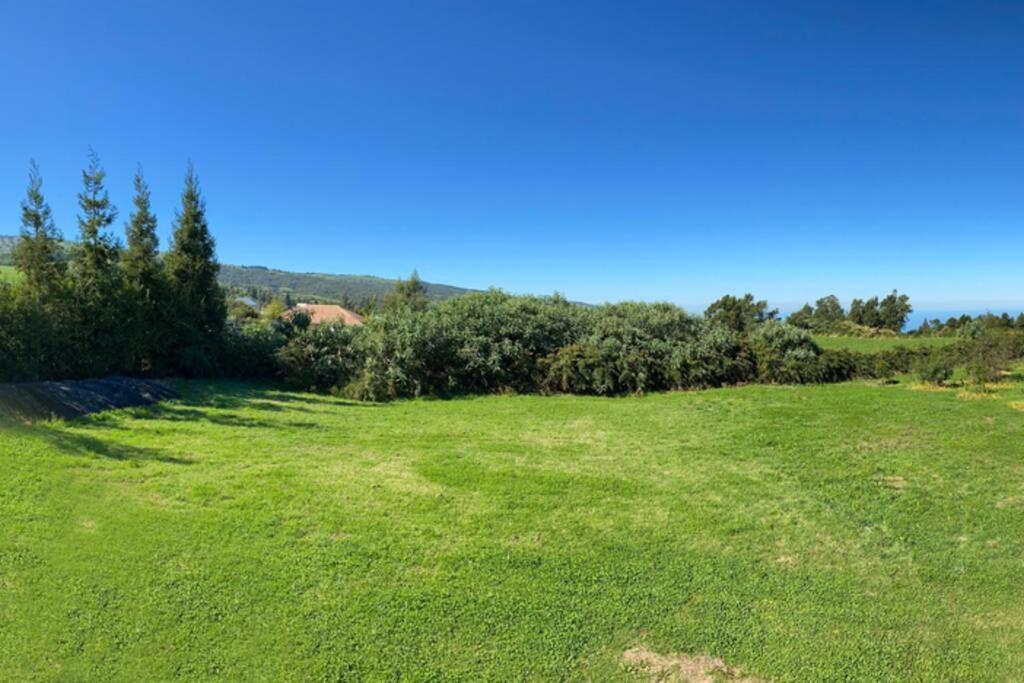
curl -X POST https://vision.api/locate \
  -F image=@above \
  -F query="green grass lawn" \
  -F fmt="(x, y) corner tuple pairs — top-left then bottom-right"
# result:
(814, 334), (956, 352)
(0, 265), (20, 284)
(3, 374), (1024, 680)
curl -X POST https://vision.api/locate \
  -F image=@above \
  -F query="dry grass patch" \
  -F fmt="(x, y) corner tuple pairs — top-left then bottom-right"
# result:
(908, 383), (948, 393)
(879, 475), (908, 490)
(623, 646), (763, 682)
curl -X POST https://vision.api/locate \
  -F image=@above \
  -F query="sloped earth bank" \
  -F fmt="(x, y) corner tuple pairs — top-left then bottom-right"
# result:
(0, 377), (176, 422)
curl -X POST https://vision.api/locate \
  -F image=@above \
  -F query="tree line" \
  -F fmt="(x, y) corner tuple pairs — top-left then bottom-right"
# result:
(243, 287), (1022, 399)
(917, 312), (1024, 336)
(785, 291), (913, 334)
(2, 158), (1021, 397)
(0, 155), (224, 381)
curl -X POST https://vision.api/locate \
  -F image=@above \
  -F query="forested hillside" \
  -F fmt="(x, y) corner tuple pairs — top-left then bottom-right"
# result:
(0, 236), (472, 303)
(0, 235), (16, 264)
(219, 264), (473, 305)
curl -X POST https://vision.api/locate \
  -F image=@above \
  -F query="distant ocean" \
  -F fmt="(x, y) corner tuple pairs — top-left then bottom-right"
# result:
(905, 308), (1024, 331)
(770, 305), (1024, 332)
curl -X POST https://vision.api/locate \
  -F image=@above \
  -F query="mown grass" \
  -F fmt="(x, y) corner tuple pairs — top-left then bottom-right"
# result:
(814, 335), (956, 352)
(3, 372), (1024, 680)
(0, 265), (20, 284)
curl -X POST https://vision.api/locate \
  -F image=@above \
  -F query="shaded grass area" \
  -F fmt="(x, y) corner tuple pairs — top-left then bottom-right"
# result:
(0, 265), (20, 284)
(814, 335), (956, 352)
(2, 374), (1024, 680)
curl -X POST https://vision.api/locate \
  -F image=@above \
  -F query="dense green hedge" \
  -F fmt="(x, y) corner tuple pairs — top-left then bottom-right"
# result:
(253, 292), (1024, 399)
(256, 290), (969, 399)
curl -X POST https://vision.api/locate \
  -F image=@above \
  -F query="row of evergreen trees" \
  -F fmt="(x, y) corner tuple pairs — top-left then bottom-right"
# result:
(786, 291), (912, 333)
(0, 155), (226, 381)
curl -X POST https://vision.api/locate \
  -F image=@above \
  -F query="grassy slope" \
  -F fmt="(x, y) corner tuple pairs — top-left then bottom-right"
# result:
(0, 265), (20, 283)
(815, 335), (956, 352)
(3, 376), (1024, 680)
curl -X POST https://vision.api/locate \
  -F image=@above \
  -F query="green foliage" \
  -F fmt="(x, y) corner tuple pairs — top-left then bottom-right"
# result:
(814, 335), (952, 352)
(848, 290), (912, 332)
(877, 290), (913, 331)
(811, 294), (845, 331)
(544, 303), (745, 395)
(68, 151), (128, 377)
(277, 323), (364, 391)
(915, 352), (955, 385)
(13, 161), (65, 303)
(384, 269), (429, 312)
(786, 302), (814, 329)
(962, 330), (1021, 387)
(164, 164), (226, 375)
(352, 291), (588, 399)
(217, 264), (472, 310)
(122, 169), (168, 372)
(704, 293), (777, 334)
(748, 320), (821, 382)
(220, 322), (290, 378)
(0, 161), (229, 382)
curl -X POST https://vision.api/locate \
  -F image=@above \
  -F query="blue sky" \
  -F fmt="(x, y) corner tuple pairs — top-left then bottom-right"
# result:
(1, 1), (1021, 310)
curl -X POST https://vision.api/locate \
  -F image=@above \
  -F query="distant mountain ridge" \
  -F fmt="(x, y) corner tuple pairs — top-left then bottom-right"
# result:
(219, 264), (474, 304)
(0, 234), (474, 303)
(0, 235), (16, 264)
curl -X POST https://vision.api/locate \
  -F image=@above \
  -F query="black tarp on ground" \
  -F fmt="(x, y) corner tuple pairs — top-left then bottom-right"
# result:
(0, 377), (177, 423)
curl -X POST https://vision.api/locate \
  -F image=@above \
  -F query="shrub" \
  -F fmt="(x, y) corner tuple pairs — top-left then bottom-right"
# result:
(814, 349), (859, 383)
(915, 353), (955, 385)
(220, 322), (289, 378)
(962, 330), (1021, 387)
(277, 323), (364, 392)
(748, 321), (821, 383)
(542, 304), (745, 395)
(350, 291), (588, 400)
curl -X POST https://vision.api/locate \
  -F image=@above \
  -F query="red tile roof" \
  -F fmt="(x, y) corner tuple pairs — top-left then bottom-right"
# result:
(290, 304), (364, 327)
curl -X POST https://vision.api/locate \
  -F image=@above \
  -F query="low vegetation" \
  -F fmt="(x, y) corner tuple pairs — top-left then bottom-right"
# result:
(3, 157), (1023, 408)
(814, 335), (956, 352)
(4, 372), (1024, 679)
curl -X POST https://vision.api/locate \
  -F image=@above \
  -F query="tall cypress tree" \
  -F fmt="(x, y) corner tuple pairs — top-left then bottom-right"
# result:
(12, 161), (66, 379)
(13, 161), (65, 301)
(123, 168), (166, 372)
(165, 163), (226, 373)
(70, 150), (123, 376)
(74, 150), (120, 280)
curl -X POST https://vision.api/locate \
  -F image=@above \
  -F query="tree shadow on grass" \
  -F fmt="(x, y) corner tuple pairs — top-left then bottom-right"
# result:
(1002, 368), (1024, 384)
(30, 425), (195, 465)
(166, 380), (386, 413)
(116, 403), (321, 430)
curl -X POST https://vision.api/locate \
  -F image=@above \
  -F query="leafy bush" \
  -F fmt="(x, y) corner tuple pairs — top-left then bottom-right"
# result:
(962, 330), (1021, 387)
(543, 303), (746, 395)
(349, 291), (589, 400)
(915, 353), (955, 385)
(748, 321), (821, 383)
(277, 323), (364, 392)
(220, 322), (289, 378)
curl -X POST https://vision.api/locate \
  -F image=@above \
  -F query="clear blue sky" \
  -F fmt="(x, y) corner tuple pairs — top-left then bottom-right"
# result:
(1, 1), (1021, 309)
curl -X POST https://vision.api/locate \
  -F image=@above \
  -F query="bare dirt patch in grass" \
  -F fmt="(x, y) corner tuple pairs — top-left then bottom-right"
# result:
(879, 475), (908, 490)
(623, 646), (763, 682)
